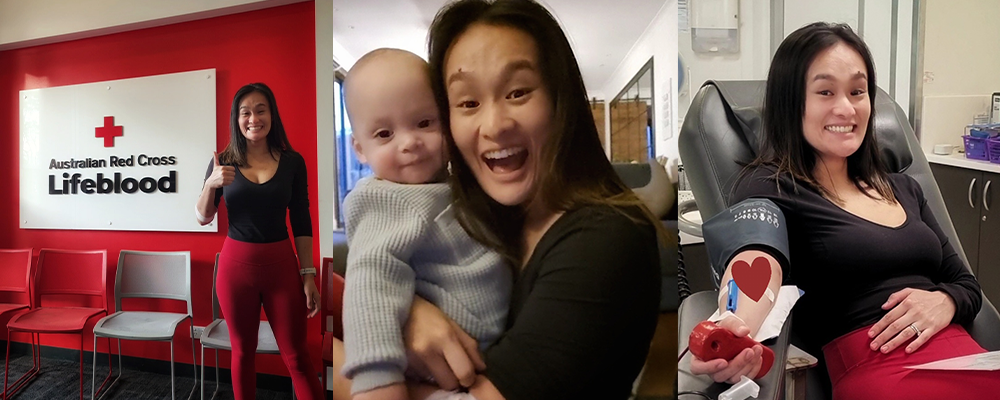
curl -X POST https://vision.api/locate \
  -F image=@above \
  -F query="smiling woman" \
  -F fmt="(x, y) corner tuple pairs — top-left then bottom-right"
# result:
(801, 43), (874, 187)
(324, 1), (678, 399)
(196, 82), (324, 400)
(688, 22), (1000, 400)
(401, 1), (667, 399)
(444, 24), (552, 209)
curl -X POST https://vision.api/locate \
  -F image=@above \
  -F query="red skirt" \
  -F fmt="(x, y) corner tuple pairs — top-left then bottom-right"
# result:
(822, 323), (1000, 400)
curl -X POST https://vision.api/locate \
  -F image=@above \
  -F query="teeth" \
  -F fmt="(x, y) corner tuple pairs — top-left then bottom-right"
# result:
(484, 147), (525, 160)
(826, 125), (854, 133)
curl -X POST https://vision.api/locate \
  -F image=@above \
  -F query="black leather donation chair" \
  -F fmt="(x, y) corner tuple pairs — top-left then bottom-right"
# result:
(676, 80), (1000, 400)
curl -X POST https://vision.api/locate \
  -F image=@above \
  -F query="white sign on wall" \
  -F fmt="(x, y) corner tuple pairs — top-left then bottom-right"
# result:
(20, 69), (217, 232)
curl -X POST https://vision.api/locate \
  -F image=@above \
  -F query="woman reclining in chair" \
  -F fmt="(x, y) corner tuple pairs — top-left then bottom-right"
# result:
(690, 22), (1000, 400)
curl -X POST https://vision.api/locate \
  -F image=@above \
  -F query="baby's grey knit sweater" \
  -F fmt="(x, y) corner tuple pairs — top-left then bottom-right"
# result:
(340, 178), (511, 394)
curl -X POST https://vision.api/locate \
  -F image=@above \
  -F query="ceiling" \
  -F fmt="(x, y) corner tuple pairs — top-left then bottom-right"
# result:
(331, 0), (667, 98)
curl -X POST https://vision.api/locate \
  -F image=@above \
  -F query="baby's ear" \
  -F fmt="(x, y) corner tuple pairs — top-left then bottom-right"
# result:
(351, 135), (367, 164)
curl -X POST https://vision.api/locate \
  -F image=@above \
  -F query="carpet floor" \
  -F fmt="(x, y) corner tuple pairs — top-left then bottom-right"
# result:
(1, 354), (295, 400)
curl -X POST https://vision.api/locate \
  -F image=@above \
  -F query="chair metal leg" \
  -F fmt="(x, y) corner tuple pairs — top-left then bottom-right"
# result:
(89, 335), (115, 400)
(200, 344), (205, 400)
(33, 333), (40, 370)
(4, 331), (41, 400)
(92, 334), (97, 400)
(3, 333), (11, 400)
(103, 339), (123, 400)
(116, 339), (122, 391)
(200, 346), (222, 400)
(213, 350), (220, 400)
(5, 335), (11, 400)
(170, 339), (176, 400)
(188, 324), (197, 400)
(79, 333), (85, 400)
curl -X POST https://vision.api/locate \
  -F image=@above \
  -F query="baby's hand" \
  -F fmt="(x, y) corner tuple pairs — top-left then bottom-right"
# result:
(354, 383), (409, 400)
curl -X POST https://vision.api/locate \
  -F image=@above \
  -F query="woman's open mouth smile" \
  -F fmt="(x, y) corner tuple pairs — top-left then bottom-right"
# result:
(483, 147), (528, 174)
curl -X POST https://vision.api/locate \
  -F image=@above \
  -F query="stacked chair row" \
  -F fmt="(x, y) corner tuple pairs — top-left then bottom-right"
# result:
(1, 248), (115, 400)
(0, 248), (347, 400)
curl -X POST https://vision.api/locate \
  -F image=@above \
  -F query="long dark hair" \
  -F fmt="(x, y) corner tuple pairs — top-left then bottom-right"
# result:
(428, 0), (668, 264)
(751, 22), (894, 204)
(219, 82), (294, 167)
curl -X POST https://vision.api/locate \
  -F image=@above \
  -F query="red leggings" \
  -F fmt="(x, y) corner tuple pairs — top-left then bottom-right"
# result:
(217, 237), (323, 400)
(823, 323), (1000, 400)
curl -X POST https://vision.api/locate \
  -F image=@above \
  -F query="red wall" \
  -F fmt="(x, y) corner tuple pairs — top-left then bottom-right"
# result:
(0, 2), (320, 377)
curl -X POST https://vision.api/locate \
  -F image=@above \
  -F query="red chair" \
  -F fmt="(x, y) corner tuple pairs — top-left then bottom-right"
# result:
(320, 252), (346, 394)
(3, 249), (113, 400)
(0, 249), (33, 399)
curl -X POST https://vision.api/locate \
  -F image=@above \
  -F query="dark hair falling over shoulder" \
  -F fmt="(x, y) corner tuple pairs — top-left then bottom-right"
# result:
(749, 22), (895, 205)
(428, 0), (671, 265)
(219, 82), (294, 167)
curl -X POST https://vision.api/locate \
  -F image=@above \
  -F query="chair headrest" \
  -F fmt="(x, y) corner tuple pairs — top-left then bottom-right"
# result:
(708, 80), (913, 174)
(679, 80), (916, 221)
(614, 160), (676, 219)
(612, 162), (652, 189)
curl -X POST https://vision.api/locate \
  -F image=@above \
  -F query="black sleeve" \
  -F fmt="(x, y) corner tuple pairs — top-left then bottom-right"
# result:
(732, 166), (800, 212)
(483, 211), (660, 400)
(730, 166), (800, 279)
(204, 157), (223, 207)
(908, 176), (982, 325)
(287, 152), (313, 238)
(702, 198), (791, 284)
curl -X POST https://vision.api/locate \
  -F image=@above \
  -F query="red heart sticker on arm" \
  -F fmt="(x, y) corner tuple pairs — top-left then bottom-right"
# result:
(731, 256), (771, 302)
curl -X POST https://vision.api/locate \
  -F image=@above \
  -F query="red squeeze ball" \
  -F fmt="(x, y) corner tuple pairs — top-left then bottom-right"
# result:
(689, 321), (774, 379)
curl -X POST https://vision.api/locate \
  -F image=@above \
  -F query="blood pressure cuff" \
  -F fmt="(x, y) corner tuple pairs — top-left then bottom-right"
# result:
(702, 198), (791, 287)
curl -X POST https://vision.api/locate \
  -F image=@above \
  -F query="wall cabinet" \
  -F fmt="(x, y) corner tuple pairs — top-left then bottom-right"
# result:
(930, 163), (1000, 304)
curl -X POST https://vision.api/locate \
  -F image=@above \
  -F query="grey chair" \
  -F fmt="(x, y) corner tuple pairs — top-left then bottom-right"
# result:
(677, 80), (1000, 400)
(92, 250), (196, 400)
(200, 253), (292, 400)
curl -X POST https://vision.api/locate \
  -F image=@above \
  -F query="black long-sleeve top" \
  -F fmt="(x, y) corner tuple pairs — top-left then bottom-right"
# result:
(733, 166), (982, 352)
(482, 205), (661, 400)
(204, 150), (312, 243)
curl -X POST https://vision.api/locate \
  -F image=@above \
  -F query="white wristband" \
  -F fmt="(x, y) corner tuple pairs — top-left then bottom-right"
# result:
(299, 267), (316, 276)
(195, 207), (214, 224)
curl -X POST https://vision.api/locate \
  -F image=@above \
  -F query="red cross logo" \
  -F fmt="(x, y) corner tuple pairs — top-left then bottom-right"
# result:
(95, 116), (123, 147)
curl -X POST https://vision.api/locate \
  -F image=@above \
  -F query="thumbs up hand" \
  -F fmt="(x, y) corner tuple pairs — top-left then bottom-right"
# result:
(207, 151), (236, 189)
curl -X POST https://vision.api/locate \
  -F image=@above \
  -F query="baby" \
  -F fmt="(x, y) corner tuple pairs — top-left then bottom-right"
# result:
(340, 48), (512, 400)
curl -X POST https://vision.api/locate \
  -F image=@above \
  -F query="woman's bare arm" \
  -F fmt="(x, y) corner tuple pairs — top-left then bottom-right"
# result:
(689, 249), (783, 383)
(716, 249), (783, 338)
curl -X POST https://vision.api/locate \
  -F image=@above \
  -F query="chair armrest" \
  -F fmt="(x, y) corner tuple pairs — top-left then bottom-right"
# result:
(969, 295), (1000, 351)
(678, 290), (791, 400)
(92, 310), (124, 330)
(660, 220), (680, 313)
(203, 318), (224, 336)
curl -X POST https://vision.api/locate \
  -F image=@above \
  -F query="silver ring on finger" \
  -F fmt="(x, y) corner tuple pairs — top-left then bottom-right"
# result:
(908, 323), (921, 337)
